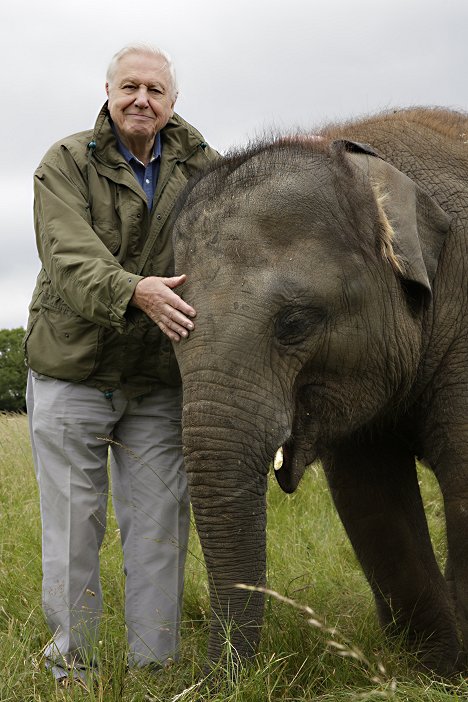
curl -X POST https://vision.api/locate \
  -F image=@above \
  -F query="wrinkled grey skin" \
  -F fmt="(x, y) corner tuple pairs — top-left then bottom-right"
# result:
(173, 109), (468, 676)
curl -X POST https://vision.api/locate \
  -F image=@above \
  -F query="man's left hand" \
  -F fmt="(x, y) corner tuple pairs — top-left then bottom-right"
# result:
(130, 274), (196, 342)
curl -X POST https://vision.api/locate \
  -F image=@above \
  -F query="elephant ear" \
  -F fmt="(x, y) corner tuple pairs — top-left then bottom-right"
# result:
(345, 151), (450, 296)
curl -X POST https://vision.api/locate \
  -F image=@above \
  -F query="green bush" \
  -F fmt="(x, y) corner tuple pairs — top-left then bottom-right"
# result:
(0, 327), (27, 411)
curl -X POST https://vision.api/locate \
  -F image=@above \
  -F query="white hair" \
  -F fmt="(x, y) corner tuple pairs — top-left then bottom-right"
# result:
(106, 44), (178, 99)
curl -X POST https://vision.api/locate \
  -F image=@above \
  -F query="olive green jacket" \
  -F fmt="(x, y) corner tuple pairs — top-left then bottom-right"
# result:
(25, 103), (218, 397)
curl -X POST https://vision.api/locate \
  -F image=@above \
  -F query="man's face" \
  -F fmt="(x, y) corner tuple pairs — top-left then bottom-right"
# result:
(106, 52), (176, 146)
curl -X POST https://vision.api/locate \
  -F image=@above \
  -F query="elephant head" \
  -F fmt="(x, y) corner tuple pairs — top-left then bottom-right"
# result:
(172, 137), (450, 662)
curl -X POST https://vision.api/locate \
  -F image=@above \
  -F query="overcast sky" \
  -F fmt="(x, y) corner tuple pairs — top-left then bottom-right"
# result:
(2, 0), (467, 329)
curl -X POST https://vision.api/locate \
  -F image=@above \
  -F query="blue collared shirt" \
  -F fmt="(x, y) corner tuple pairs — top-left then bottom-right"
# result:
(115, 131), (162, 210)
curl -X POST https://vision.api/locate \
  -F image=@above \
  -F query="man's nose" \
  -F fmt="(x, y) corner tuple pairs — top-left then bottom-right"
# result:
(134, 87), (149, 107)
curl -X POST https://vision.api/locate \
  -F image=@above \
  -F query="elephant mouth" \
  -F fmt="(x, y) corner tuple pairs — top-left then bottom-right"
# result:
(273, 437), (302, 494)
(273, 441), (295, 493)
(273, 428), (318, 494)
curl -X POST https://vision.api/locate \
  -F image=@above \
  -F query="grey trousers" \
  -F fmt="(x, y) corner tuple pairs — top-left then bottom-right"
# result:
(27, 372), (190, 672)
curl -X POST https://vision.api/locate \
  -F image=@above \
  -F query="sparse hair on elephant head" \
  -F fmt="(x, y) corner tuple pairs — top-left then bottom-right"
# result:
(371, 183), (405, 276)
(332, 140), (450, 304)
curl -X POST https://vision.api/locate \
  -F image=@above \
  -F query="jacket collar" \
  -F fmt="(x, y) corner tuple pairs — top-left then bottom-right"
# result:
(91, 102), (205, 168)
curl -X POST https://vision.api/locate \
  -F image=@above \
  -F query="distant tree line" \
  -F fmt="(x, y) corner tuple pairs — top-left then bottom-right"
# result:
(0, 328), (27, 412)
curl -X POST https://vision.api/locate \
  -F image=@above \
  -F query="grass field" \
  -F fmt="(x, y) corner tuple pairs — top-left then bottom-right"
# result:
(0, 412), (467, 701)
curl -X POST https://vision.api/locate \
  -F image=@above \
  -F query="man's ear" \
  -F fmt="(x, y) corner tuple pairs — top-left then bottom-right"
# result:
(105, 82), (110, 97)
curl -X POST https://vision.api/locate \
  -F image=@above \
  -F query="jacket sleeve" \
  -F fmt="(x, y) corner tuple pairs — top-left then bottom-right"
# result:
(33, 146), (143, 332)
(203, 143), (221, 162)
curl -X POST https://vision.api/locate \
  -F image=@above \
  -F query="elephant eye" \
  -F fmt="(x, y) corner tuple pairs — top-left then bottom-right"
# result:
(274, 305), (327, 345)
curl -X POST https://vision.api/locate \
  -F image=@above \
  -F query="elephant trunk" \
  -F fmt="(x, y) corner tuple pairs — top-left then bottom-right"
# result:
(190, 479), (267, 661)
(181, 374), (278, 662)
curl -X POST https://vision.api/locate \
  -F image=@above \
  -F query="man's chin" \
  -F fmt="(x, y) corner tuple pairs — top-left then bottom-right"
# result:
(124, 123), (156, 139)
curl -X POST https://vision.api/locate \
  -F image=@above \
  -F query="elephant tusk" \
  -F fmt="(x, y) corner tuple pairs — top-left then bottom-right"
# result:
(273, 446), (283, 471)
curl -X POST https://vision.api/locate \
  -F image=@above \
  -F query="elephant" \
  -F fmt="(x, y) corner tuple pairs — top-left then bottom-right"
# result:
(172, 108), (468, 676)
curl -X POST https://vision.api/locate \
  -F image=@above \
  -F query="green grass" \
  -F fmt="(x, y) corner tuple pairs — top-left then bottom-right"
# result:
(0, 412), (467, 700)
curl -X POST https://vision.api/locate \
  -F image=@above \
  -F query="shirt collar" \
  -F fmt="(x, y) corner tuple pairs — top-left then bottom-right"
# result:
(112, 120), (162, 166)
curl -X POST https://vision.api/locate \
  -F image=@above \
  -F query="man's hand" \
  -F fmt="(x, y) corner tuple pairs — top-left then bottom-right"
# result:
(130, 274), (196, 342)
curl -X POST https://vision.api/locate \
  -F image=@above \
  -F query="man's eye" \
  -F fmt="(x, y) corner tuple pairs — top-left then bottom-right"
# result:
(122, 84), (135, 91)
(149, 87), (162, 94)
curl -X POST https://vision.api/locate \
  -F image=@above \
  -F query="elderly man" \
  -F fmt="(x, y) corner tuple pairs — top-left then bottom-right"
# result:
(25, 44), (218, 685)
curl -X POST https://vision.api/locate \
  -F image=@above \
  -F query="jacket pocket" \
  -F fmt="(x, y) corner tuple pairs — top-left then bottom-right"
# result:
(25, 306), (103, 382)
(92, 218), (121, 255)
